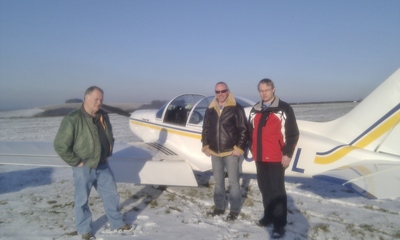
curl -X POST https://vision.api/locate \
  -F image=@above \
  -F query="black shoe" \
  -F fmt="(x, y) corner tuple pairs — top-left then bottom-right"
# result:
(208, 209), (225, 216)
(226, 211), (239, 221)
(257, 217), (272, 227)
(272, 226), (285, 239)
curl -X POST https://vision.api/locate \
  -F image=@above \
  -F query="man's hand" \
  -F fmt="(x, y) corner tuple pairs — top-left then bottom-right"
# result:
(77, 162), (84, 167)
(203, 148), (211, 157)
(282, 155), (291, 169)
(232, 149), (241, 157)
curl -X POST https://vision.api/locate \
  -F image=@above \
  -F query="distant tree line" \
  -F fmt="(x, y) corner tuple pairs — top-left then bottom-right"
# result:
(290, 100), (361, 105)
(35, 107), (78, 117)
(34, 98), (82, 117)
(65, 98), (83, 103)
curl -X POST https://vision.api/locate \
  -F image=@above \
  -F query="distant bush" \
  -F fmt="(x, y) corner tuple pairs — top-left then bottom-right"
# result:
(65, 98), (83, 103)
(34, 108), (77, 117)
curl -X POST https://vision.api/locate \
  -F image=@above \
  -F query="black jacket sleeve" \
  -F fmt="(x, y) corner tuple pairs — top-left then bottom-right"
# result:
(282, 103), (299, 158)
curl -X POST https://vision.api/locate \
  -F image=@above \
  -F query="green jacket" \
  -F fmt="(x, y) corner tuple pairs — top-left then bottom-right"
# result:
(53, 106), (114, 168)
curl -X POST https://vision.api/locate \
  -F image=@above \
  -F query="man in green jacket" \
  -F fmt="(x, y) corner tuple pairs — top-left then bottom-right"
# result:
(54, 86), (130, 239)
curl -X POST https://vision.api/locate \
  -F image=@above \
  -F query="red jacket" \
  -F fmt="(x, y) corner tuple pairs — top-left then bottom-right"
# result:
(248, 97), (299, 162)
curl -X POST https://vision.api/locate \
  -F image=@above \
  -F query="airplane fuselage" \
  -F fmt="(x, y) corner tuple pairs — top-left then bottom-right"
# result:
(128, 65), (400, 200)
(129, 111), (400, 178)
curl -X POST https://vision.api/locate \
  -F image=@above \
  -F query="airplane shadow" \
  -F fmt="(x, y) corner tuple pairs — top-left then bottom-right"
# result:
(0, 166), (54, 194)
(256, 195), (311, 239)
(285, 176), (358, 199)
(88, 174), (360, 237)
(190, 171), (311, 238)
(88, 170), (358, 238)
(191, 170), (257, 211)
(240, 174), (311, 238)
(250, 176), (359, 238)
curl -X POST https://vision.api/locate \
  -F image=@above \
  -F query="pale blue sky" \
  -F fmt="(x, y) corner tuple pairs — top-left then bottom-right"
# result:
(1, 0), (399, 110)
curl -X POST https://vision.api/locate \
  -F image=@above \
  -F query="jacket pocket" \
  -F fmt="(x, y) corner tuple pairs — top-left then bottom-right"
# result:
(74, 136), (91, 160)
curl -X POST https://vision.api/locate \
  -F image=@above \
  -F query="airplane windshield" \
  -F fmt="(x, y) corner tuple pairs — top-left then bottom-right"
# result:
(156, 103), (168, 119)
(188, 97), (211, 125)
(163, 94), (205, 125)
(157, 94), (254, 126)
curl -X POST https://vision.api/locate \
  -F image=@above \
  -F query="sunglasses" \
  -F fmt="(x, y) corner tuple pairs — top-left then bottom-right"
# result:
(215, 89), (228, 94)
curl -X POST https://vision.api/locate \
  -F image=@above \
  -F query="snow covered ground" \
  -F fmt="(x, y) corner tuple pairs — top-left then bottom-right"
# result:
(0, 102), (399, 240)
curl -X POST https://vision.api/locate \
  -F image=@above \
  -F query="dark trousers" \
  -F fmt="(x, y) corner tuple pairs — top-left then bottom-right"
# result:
(256, 161), (287, 228)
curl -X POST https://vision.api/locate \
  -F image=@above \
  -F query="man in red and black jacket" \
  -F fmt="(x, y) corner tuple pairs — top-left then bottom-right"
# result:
(248, 78), (299, 239)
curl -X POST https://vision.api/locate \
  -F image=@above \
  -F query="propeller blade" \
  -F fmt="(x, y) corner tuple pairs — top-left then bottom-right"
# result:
(102, 104), (131, 117)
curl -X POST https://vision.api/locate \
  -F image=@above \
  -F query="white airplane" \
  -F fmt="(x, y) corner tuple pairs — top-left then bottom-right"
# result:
(1, 68), (399, 199)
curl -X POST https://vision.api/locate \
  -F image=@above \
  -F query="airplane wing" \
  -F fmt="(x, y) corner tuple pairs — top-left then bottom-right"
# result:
(0, 142), (67, 167)
(313, 160), (400, 199)
(0, 142), (198, 187)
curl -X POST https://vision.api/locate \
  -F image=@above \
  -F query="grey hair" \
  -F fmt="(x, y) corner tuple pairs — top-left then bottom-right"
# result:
(84, 86), (104, 97)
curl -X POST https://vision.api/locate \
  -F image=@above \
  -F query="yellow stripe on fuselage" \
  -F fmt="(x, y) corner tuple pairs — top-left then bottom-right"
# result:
(130, 119), (202, 139)
(314, 145), (359, 164)
(354, 111), (400, 148)
(315, 111), (400, 164)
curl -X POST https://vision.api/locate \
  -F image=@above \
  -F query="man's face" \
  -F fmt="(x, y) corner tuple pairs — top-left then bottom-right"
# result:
(215, 83), (230, 104)
(84, 89), (103, 115)
(258, 83), (275, 103)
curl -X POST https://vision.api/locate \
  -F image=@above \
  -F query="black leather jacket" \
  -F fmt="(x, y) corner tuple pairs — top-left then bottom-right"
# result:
(201, 93), (248, 156)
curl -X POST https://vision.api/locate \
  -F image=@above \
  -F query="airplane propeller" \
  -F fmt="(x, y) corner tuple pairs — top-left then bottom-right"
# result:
(102, 104), (131, 117)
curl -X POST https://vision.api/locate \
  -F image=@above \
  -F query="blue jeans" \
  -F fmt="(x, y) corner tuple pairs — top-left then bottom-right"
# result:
(72, 162), (125, 235)
(211, 155), (241, 213)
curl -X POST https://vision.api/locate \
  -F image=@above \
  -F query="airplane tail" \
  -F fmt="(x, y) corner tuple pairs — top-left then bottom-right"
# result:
(299, 68), (400, 156)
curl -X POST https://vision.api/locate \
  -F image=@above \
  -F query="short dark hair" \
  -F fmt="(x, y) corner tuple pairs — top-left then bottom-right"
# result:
(84, 86), (104, 97)
(258, 79), (274, 90)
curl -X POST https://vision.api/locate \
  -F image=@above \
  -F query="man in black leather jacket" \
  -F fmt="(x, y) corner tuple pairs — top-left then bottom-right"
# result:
(201, 82), (248, 221)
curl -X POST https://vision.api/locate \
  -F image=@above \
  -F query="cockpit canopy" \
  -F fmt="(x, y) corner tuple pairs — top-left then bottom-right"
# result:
(156, 94), (254, 126)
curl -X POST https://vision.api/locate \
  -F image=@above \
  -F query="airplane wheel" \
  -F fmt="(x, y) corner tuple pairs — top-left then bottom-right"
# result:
(152, 185), (167, 191)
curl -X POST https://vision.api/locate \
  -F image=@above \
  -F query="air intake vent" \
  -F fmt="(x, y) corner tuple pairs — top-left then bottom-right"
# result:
(146, 142), (178, 155)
